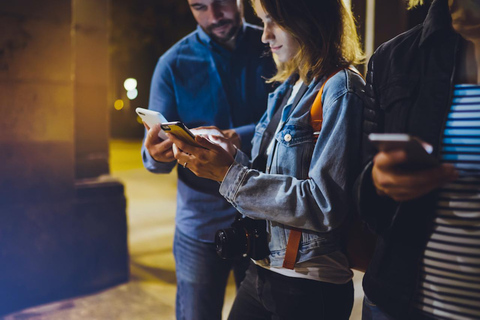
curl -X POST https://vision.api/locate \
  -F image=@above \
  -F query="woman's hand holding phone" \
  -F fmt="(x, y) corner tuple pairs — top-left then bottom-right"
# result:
(191, 126), (238, 157)
(168, 133), (234, 182)
(369, 134), (458, 202)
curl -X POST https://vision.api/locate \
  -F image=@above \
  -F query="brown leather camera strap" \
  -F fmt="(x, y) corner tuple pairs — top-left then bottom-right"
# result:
(282, 228), (302, 269)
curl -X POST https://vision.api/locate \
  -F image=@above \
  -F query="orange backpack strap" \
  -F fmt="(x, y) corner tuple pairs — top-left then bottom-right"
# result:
(310, 67), (362, 135)
(282, 67), (363, 270)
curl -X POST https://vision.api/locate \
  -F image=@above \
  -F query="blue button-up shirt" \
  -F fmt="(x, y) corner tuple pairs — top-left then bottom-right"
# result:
(142, 23), (275, 242)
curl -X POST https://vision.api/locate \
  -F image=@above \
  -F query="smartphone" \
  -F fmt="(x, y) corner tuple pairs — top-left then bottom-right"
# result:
(368, 133), (439, 169)
(160, 121), (207, 149)
(135, 107), (168, 140)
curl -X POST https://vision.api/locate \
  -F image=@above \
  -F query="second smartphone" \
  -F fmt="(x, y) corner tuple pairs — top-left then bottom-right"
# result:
(160, 121), (206, 149)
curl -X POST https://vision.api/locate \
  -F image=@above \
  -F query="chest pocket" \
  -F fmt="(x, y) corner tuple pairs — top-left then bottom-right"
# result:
(272, 124), (314, 178)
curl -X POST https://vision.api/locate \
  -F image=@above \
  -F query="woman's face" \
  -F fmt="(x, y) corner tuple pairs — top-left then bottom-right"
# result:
(253, 0), (300, 63)
(449, 0), (480, 41)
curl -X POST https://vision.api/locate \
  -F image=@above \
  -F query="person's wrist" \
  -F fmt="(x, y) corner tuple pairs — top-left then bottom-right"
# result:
(371, 164), (388, 197)
(233, 133), (241, 149)
(219, 160), (235, 182)
(232, 144), (238, 157)
(151, 153), (172, 164)
(148, 150), (161, 163)
(151, 152), (164, 163)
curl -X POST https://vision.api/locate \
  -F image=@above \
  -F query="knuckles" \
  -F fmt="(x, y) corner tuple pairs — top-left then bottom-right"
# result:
(197, 153), (209, 162)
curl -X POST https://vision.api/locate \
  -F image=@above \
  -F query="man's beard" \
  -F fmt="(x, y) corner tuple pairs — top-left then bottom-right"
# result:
(205, 12), (241, 44)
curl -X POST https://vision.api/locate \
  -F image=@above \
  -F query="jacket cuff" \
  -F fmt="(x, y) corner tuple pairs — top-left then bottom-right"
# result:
(219, 161), (249, 205)
(142, 148), (176, 173)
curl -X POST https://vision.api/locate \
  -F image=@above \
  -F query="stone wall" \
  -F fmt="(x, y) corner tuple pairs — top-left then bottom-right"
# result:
(0, 0), (128, 315)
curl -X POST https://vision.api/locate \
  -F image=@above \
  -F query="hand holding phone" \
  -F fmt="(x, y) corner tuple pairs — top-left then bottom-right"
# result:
(368, 133), (439, 170)
(369, 133), (457, 202)
(169, 132), (235, 181)
(136, 107), (169, 140)
(161, 121), (207, 149)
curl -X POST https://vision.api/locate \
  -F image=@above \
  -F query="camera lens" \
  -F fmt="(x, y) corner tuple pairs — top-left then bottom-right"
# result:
(215, 227), (248, 260)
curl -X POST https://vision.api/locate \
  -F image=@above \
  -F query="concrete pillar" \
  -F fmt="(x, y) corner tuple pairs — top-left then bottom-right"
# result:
(0, 0), (128, 315)
(373, 0), (408, 50)
(73, 0), (110, 179)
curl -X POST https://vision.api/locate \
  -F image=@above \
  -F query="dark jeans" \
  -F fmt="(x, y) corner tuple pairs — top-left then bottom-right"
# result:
(362, 295), (397, 320)
(362, 295), (434, 320)
(228, 262), (354, 320)
(173, 227), (249, 320)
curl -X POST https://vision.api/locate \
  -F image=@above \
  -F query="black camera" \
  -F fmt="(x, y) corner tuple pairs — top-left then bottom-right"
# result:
(215, 214), (270, 260)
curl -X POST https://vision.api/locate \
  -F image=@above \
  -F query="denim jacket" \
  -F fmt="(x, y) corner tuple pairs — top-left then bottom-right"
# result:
(219, 69), (365, 267)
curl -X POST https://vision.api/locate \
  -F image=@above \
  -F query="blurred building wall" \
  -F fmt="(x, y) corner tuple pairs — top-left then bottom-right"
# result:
(74, 0), (110, 179)
(351, 0), (429, 74)
(0, 0), (128, 315)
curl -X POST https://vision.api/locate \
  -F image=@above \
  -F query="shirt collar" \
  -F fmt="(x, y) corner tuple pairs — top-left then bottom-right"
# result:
(196, 20), (246, 51)
(420, 0), (454, 46)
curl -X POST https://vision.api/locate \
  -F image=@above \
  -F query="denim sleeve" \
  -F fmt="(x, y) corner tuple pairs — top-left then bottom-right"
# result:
(142, 145), (176, 173)
(219, 88), (363, 233)
(141, 56), (180, 174)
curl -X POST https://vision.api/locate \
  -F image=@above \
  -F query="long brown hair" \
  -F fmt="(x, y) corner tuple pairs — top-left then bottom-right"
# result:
(252, 0), (363, 84)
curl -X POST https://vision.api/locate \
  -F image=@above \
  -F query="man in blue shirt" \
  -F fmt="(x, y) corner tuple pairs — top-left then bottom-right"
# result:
(142, 0), (275, 319)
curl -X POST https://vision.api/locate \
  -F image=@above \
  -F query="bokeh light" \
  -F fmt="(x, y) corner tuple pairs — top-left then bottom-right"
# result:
(123, 78), (137, 91)
(114, 99), (124, 110)
(127, 89), (138, 100)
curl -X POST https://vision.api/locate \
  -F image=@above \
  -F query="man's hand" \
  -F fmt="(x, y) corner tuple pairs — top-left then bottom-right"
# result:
(191, 126), (238, 157)
(168, 133), (234, 182)
(372, 149), (458, 202)
(143, 123), (175, 162)
(221, 128), (241, 149)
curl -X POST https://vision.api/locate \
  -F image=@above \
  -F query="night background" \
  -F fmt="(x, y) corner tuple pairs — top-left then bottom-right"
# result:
(109, 0), (260, 139)
(0, 0), (429, 317)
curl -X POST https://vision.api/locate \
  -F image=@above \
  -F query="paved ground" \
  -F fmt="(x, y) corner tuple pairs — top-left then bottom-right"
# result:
(3, 139), (364, 320)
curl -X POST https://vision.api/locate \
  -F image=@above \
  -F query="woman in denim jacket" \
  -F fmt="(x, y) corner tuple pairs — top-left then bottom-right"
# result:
(169, 0), (365, 318)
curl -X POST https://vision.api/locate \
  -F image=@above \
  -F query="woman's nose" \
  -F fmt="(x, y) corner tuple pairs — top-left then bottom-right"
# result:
(261, 27), (273, 44)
